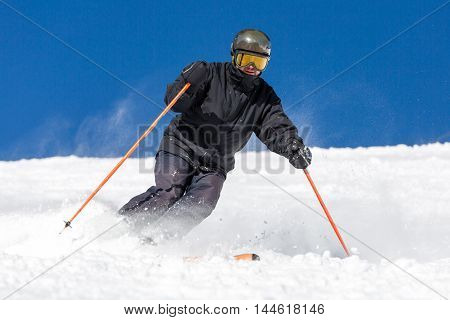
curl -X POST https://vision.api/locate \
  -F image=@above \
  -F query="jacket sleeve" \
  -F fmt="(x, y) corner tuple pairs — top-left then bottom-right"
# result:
(254, 91), (302, 158)
(164, 61), (210, 113)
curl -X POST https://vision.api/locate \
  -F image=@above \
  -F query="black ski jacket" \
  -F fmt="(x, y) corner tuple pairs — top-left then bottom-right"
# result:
(159, 62), (302, 176)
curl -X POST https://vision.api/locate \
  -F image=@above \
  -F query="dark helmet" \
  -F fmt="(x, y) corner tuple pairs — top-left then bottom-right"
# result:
(231, 29), (271, 58)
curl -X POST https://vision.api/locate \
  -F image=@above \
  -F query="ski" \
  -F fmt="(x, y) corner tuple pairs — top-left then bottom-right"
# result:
(184, 253), (260, 262)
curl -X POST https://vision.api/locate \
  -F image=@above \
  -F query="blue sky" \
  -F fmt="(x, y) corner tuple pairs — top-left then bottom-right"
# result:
(1, 0), (449, 160)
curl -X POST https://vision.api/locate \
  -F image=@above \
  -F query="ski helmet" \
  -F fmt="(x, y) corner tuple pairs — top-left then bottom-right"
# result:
(231, 29), (271, 57)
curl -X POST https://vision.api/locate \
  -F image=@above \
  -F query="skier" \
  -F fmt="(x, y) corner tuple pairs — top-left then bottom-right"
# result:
(119, 29), (312, 242)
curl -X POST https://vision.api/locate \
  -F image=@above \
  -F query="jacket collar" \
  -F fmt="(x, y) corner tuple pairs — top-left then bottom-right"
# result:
(227, 63), (261, 93)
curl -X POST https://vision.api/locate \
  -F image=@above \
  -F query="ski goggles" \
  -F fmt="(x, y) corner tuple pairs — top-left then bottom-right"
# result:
(234, 51), (269, 71)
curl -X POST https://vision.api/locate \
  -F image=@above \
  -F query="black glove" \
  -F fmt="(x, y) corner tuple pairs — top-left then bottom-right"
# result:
(286, 138), (312, 169)
(181, 61), (209, 94)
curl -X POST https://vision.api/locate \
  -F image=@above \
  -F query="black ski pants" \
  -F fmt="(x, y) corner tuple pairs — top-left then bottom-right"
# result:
(119, 151), (225, 238)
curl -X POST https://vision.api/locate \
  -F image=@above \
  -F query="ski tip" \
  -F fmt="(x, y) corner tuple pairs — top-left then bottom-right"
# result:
(183, 253), (260, 262)
(233, 253), (260, 261)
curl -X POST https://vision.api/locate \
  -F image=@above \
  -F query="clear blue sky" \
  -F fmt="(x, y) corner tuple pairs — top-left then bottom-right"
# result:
(1, 0), (449, 159)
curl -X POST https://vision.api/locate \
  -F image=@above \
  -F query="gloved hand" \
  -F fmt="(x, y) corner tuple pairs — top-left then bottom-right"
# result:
(286, 138), (312, 169)
(181, 61), (209, 94)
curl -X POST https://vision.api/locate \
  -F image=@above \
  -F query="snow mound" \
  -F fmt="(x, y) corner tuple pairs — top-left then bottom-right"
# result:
(0, 143), (449, 299)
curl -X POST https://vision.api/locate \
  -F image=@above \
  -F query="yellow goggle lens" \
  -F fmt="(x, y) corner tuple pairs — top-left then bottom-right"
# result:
(235, 52), (269, 71)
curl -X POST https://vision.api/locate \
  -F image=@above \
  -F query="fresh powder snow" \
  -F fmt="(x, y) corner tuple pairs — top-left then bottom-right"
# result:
(1, 143), (449, 299)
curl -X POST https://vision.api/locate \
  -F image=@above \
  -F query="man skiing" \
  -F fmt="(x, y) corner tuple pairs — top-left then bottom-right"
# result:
(119, 29), (312, 242)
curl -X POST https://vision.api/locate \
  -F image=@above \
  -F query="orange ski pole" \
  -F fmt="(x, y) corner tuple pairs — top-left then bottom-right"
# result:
(60, 83), (191, 233)
(303, 168), (350, 256)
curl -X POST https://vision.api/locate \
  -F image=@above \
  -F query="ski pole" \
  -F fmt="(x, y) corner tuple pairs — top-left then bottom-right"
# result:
(303, 168), (350, 256)
(60, 83), (191, 233)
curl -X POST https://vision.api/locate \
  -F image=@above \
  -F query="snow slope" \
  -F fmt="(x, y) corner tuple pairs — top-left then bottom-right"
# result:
(1, 143), (449, 299)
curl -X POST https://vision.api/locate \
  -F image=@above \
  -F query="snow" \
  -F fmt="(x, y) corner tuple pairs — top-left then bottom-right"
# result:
(1, 143), (449, 299)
